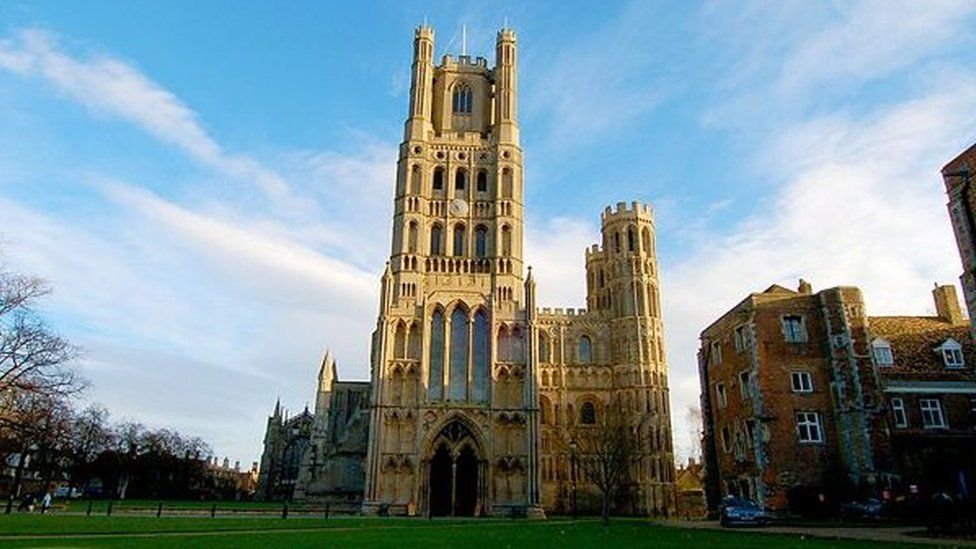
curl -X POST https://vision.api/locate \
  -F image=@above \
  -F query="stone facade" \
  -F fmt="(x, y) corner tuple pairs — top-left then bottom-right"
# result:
(699, 281), (976, 514)
(257, 26), (677, 517)
(255, 401), (314, 501)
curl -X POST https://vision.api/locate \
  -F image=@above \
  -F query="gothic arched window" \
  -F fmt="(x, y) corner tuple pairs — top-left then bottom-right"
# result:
(578, 335), (593, 364)
(501, 225), (512, 256)
(453, 224), (466, 256)
(430, 224), (443, 255)
(455, 168), (466, 191)
(449, 307), (469, 401)
(410, 165), (421, 194)
(501, 168), (513, 198)
(393, 321), (407, 359)
(580, 402), (596, 425)
(539, 333), (550, 364)
(476, 170), (488, 193)
(407, 221), (418, 254)
(428, 310), (444, 400)
(433, 167), (445, 191)
(452, 84), (473, 114)
(627, 226), (636, 253)
(642, 227), (652, 255)
(472, 309), (489, 402)
(474, 225), (488, 258)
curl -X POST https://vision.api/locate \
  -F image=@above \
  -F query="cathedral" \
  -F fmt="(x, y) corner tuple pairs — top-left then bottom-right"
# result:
(257, 26), (676, 517)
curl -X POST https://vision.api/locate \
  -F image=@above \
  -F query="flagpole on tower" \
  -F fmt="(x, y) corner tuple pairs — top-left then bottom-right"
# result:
(462, 24), (467, 56)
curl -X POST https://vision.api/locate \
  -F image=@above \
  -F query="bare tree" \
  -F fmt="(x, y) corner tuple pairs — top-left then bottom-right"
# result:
(0, 390), (73, 513)
(66, 405), (111, 492)
(562, 400), (637, 527)
(0, 265), (82, 398)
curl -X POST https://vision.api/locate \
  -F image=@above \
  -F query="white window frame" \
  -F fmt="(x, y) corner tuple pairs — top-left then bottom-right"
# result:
(920, 399), (947, 429)
(890, 397), (908, 428)
(720, 426), (732, 453)
(738, 371), (750, 400)
(716, 382), (727, 409)
(782, 315), (808, 343)
(872, 339), (894, 366)
(790, 371), (813, 393)
(796, 411), (823, 443)
(940, 339), (965, 369)
(711, 341), (723, 365)
(734, 325), (749, 353)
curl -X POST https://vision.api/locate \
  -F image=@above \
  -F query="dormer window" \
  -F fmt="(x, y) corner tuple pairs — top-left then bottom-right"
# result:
(938, 338), (965, 368)
(452, 84), (473, 114)
(872, 338), (894, 366)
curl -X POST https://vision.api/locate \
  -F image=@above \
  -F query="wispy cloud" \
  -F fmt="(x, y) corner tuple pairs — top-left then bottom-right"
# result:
(0, 29), (304, 210)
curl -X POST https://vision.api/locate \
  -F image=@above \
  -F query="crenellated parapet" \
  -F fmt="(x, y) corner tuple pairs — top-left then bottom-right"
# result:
(601, 201), (654, 226)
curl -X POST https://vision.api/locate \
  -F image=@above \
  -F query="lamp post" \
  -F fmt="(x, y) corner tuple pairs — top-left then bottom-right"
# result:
(570, 439), (578, 520)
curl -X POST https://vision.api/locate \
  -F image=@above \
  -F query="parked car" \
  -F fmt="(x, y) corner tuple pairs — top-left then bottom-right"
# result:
(719, 496), (768, 527)
(54, 486), (83, 499)
(839, 498), (887, 522)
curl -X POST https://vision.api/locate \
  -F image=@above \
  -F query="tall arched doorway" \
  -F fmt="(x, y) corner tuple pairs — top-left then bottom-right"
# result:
(426, 420), (484, 516)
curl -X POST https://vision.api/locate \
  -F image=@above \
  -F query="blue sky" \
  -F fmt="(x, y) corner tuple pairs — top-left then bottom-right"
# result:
(2, 1), (976, 464)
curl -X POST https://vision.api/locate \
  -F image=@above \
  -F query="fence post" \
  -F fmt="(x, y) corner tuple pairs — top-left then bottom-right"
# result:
(282, 502), (288, 519)
(325, 502), (330, 520)
(156, 501), (162, 518)
(211, 503), (216, 518)
(107, 500), (113, 516)
(86, 500), (93, 517)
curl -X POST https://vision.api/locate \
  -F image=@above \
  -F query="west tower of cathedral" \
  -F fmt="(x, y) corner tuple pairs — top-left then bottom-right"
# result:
(257, 26), (676, 517)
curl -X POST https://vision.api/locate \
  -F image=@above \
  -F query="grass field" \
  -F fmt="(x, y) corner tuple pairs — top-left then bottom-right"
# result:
(0, 515), (921, 548)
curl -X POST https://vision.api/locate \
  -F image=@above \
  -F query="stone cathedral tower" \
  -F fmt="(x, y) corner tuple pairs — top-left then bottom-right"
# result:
(362, 25), (540, 517)
(260, 25), (676, 517)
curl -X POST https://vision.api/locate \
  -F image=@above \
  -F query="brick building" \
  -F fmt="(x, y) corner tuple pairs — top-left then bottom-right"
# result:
(943, 142), (976, 333)
(698, 281), (976, 514)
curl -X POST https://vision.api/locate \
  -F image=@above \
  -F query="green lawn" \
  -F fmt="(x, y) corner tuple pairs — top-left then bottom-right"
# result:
(0, 515), (920, 548)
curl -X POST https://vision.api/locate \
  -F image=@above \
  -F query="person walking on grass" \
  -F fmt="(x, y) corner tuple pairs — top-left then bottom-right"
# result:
(40, 486), (53, 514)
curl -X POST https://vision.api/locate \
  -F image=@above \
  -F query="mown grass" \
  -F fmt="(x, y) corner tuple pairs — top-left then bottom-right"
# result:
(0, 516), (918, 548)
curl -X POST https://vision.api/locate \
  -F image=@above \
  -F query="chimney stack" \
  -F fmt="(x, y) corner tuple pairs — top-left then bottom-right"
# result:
(933, 283), (965, 324)
(798, 279), (812, 295)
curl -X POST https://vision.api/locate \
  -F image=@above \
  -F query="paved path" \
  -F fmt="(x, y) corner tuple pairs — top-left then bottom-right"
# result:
(666, 520), (976, 547)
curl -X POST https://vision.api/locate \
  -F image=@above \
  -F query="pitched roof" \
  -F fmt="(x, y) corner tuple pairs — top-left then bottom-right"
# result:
(869, 316), (974, 381)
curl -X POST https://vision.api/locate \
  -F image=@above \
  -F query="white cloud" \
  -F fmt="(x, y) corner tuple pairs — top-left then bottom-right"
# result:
(0, 29), (304, 210)
(524, 216), (596, 309)
(778, 0), (976, 93)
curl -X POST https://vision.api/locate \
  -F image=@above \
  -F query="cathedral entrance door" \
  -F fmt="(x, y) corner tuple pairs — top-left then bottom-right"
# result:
(454, 445), (478, 516)
(429, 444), (453, 516)
(427, 420), (482, 517)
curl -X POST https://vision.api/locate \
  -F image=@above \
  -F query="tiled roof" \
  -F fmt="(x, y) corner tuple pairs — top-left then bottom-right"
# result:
(869, 316), (975, 381)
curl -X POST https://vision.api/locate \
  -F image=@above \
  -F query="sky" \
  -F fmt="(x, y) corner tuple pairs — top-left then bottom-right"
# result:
(2, 0), (976, 465)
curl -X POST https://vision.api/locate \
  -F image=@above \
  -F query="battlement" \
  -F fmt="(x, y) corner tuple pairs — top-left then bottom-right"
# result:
(600, 201), (654, 224)
(585, 244), (605, 260)
(414, 25), (434, 40)
(538, 307), (588, 317)
(497, 28), (516, 42)
(440, 54), (490, 70)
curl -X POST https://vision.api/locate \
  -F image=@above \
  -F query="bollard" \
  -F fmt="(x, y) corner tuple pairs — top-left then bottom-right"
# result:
(282, 502), (289, 519)
(156, 501), (162, 518)
(107, 500), (113, 516)
(86, 500), (93, 517)
(211, 503), (216, 518)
